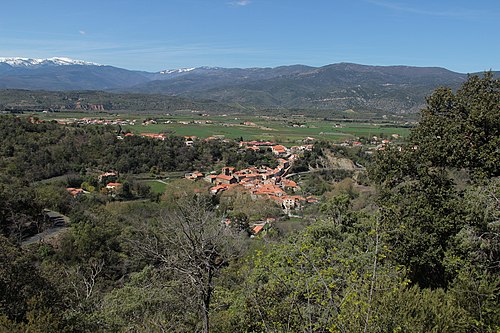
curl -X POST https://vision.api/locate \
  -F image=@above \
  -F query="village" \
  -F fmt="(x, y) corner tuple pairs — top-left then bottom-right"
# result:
(184, 140), (320, 235)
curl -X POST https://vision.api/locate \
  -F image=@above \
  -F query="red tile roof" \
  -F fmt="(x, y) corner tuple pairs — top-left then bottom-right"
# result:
(216, 174), (234, 181)
(252, 225), (264, 234)
(272, 145), (287, 153)
(283, 180), (297, 187)
(66, 188), (84, 197)
(210, 184), (229, 193)
(140, 133), (166, 140)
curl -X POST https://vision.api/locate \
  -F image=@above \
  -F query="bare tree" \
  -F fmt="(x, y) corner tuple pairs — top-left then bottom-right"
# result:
(132, 195), (241, 333)
(64, 258), (105, 305)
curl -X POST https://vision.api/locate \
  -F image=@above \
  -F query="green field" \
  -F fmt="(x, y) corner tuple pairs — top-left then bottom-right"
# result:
(123, 118), (411, 143)
(27, 112), (413, 143)
(140, 180), (168, 194)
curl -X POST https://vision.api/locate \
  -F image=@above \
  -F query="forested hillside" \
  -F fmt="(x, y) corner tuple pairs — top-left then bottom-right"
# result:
(0, 90), (243, 114)
(0, 73), (498, 332)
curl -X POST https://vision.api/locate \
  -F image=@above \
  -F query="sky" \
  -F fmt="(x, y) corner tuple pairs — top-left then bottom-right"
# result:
(0, 0), (499, 73)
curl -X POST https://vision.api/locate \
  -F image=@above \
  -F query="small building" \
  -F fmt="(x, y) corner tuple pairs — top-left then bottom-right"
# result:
(210, 184), (229, 195)
(282, 179), (298, 190)
(221, 167), (235, 176)
(252, 224), (265, 235)
(277, 158), (290, 168)
(66, 188), (84, 198)
(282, 195), (306, 212)
(306, 196), (319, 203)
(106, 182), (122, 190)
(184, 135), (197, 146)
(271, 145), (288, 156)
(185, 171), (204, 180)
(204, 174), (218, 184)
(216, 174), (237, 185)
(140, 133), (166, 141)
(98, 171), (118, 183)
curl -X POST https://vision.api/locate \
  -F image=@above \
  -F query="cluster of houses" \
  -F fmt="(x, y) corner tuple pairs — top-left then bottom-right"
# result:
(370, 134), (400, 150)
(142, 118), (214, 126)
(239, 141), (314, 155)
(66, 171), (122, 198)
(186, 142), (318, 214)
(56, 117), (136, 126)
(142, 118), (215, 126)
(334, 135), (398, 151)
(134, 133), (199, 146)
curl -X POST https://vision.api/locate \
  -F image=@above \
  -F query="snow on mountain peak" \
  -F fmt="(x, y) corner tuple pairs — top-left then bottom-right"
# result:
(0, 57), (103, 67)
(159, 67), (196, 74)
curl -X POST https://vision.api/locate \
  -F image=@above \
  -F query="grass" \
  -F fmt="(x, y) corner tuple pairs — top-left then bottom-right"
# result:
(140, 180), (168, 194)
(29, 111), (412, 143)
(123, 118), (411, 143)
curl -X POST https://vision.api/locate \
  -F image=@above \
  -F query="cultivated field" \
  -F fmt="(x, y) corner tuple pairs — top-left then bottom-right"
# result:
(29, 111), (412, 144)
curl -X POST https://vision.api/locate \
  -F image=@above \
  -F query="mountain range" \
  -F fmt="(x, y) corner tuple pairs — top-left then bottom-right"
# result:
(0, 57), (494, 113)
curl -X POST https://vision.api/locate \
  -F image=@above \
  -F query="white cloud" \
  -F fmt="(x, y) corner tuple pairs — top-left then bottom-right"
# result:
(79, 30), (86, 35)
(229, 0), (251, 6)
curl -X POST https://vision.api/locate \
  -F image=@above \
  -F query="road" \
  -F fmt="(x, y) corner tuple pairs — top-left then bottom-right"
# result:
(21, 226), (68, 246)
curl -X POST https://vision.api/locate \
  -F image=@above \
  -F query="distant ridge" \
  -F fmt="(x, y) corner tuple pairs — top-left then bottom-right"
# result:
(0, 57), (102, 67)
(130, 63), (471, 113)
(0, 57), (496, 113)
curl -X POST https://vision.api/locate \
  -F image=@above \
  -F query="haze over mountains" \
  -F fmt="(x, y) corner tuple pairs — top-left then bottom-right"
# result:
(0, 57), (494, 113)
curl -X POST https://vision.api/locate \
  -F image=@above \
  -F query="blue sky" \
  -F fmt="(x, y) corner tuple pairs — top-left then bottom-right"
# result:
(1, 0), (498, 72)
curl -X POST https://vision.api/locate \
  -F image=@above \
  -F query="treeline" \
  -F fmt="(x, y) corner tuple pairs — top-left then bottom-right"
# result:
(0, 73), (498, 332)
(0, 90), (243, 113)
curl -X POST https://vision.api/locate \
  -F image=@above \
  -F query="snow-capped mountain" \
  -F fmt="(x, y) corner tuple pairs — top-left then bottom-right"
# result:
(0, 57), (102, 68)
(0, 57), (151, 90)
(159, 67), (195, 75)
(158, 67), (225, 75)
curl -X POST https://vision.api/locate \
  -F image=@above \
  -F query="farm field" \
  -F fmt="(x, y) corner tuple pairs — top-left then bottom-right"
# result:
(27, 111), (413, 143)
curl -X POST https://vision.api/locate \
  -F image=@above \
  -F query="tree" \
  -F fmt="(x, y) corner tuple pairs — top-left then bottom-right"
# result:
(320, 194), (353, 226)
(218, 186), (281, 220)
(220, 216), (407, 333)
(0, 236), (59, 323)
(369, 73), (500, 289)
(131, 195), (242, 333)
(410, 72), (499, 179)
(228, 212), (250, 235)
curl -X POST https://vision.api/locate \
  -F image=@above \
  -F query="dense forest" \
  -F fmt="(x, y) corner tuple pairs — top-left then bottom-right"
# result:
(0, 73), (498, 332)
